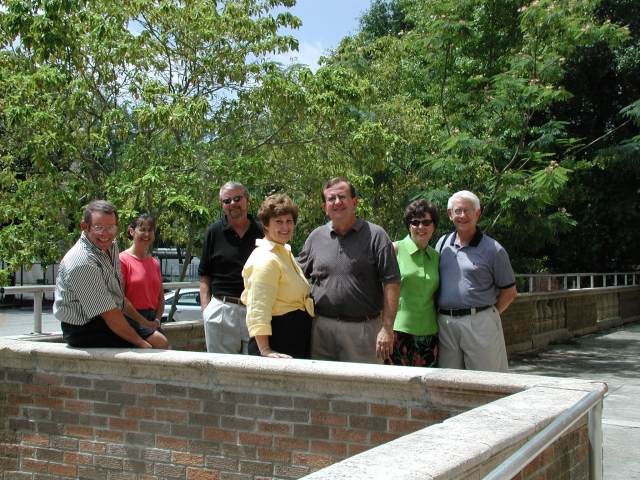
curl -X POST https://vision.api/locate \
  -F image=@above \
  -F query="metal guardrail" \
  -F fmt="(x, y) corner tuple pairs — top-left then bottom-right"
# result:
(515, 272), (638, 293)
(485, 389), (604, 480)
(0, 282), (200, 335)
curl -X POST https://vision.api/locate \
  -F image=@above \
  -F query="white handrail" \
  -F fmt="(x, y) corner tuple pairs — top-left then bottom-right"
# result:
(1, 274), (638, 334)
(484, 389), (604, 480)
(515, 272), (638, 292)
(0, 282), (200, 334)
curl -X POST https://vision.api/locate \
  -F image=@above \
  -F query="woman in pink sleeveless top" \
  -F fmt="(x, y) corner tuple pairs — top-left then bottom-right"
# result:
(119, 214), (168, 348)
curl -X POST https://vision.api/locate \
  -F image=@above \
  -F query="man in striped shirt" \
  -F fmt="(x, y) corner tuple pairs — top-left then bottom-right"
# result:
(54, 200), (168, 349)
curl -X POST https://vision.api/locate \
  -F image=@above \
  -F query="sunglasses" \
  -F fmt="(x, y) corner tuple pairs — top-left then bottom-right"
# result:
(409, 219), (433, 227)
(221, 195), (244, 205)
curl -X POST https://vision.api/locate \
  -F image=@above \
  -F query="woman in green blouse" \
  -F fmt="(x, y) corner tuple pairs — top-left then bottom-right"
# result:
(390, 199), (441, 367)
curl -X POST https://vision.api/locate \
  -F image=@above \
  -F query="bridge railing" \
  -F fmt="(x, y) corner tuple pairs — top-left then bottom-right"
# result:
(515, 272), (638, 293)
(0, 282), (200, 335)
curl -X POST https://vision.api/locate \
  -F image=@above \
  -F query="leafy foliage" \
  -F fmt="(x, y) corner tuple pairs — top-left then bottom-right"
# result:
(0, 0), (302, 282)
(1, 0), (639, 283)
(325, 0), (638, 271)
(542, 0), (640, 271)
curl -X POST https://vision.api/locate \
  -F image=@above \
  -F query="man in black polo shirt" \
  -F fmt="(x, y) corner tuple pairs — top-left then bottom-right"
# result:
(198, 182), (263, 354)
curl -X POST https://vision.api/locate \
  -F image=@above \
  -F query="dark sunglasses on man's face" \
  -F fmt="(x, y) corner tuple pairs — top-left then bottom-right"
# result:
(221, 195), (244, 205)
(409, 219), (433, 227)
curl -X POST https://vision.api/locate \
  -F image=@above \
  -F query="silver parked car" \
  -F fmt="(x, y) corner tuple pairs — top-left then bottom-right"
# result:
(162, 288), (202, 322)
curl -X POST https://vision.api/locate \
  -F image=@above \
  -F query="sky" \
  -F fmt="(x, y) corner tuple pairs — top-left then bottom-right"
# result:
(271, 0), (373, 70)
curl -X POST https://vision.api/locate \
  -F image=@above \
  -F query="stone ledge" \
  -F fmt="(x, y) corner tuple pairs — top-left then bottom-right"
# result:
(532, 328), (568, 349)
(0, 337), (601, 408)
(598, 315), (640, 331)
(506, 340), (532, 355)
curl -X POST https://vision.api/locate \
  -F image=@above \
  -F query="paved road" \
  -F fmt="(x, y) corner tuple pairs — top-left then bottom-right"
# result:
(0, 306), (60, 337)
(509, 322), (640, 480)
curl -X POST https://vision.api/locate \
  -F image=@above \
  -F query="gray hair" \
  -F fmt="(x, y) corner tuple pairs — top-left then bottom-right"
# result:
(219, 181), (249, 201)
(83, 200), (118, 225)
(447, 190), (481, 211)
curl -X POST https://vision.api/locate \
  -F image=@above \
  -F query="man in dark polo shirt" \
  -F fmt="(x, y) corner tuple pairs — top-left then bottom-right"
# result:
(435, 190), (517, 372)
(54, 200), (168, 349)
(198, 182), (263, 354)
(297, 178), (401, 364)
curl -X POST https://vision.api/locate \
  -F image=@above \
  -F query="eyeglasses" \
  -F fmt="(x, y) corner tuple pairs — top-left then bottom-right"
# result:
(452, 208), (475, 216)
(91, 225), (118, 234)
(221, 195), (244, 205)
(409, 219), (433, 227)
(135, 228), (154, 234)
(325, 194), (350, 204)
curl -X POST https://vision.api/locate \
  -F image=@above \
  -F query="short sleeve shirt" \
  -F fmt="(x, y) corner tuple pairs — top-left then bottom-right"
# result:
(297, 217), (401, 318)
(198, 215), (263, 297)
(436, 229), (515, 309)
(394, 236), (440, 336)
(119, 252), (163, 311)
(54, 233), (124, 326)
(241, 239), (314, 337)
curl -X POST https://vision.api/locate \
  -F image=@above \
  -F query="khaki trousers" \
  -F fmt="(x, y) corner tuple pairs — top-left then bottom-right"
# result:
(310, 314), (383, 364)
(436, 307), (509, 373)
(203, 295), (249, 354)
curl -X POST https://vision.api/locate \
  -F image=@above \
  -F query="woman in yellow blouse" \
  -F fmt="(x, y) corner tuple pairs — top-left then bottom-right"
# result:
(241, 194), (314, 359)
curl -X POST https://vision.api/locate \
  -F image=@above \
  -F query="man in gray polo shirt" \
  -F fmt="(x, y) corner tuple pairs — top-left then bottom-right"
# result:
(435, 190), (517, 372)
(297, 178), (401, 364)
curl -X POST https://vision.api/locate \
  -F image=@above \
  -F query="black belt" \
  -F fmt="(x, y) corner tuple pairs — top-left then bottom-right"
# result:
(438, 305), (492, 317)
(334, 313), (381, 323)
(213, 295), (243, 305)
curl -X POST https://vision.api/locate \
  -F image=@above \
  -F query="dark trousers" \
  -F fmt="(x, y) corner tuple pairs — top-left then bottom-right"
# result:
(61, 314), (154, 348)
(249, 309), (312, 359)
(133, 308), (166, 337)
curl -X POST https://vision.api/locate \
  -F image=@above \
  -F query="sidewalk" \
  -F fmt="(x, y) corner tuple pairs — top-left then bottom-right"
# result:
(508, 321), (640, 480)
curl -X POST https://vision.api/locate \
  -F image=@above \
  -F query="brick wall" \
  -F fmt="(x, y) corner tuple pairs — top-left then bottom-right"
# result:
(501, 285), (640, 352)
(502, 299), (534, 350)
(0, 340), (604, 480)
(163, 321), (206, 352)
(0, 369), (455, 479)
(303, 385), (596, 479)
(0, 368), (457, 479)
(519, 423), (589, 480)
(565, 294), (598, 334)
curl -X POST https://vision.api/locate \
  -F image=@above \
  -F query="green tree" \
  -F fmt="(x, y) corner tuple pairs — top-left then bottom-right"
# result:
(542, 0), (640, 272)
(0, 0), (302, 283)
(358, 0), (415, 44)
(329, 0), (636, 271)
